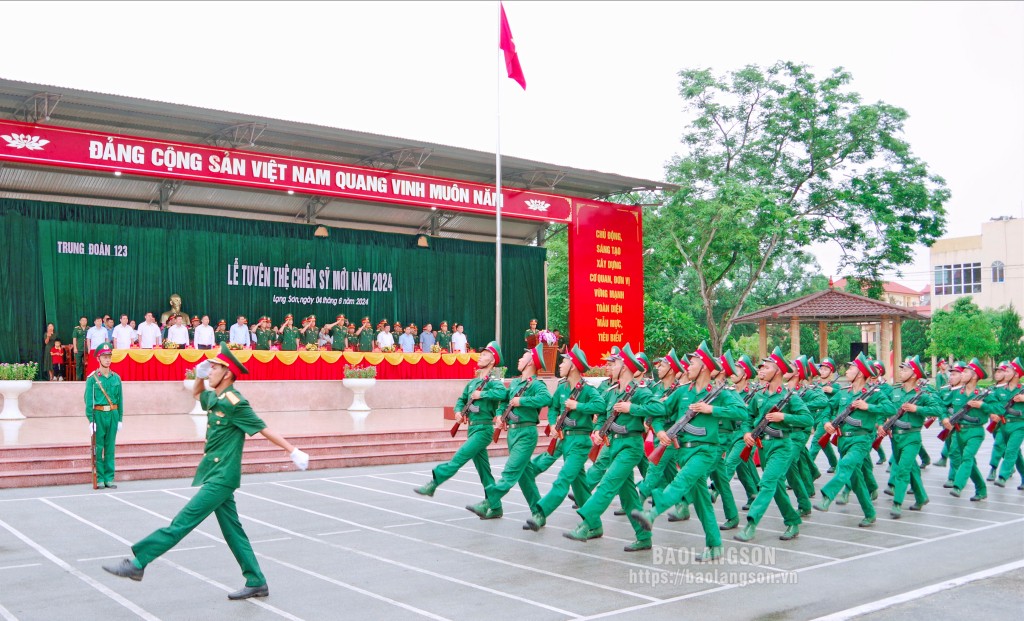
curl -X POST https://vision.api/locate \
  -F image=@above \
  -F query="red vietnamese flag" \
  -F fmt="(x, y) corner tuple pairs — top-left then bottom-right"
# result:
(500, 3), (526, 90)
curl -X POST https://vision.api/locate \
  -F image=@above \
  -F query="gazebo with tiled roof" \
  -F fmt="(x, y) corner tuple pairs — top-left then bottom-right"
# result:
(733, 284), (925, 379)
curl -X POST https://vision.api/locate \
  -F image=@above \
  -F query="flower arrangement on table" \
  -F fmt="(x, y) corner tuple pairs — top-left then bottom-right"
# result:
(492, 366), (507, 379)
(343, 364), (377, 379)
(380, 345), (396, 353)
(304, 344), (320, 351)
(162, 339), (179, 350)
(537, 329), (558, 346)
(430, 344), (441, 353)
(584, 366), (610, 377)
(184, 368), (197, 380)
(227, 343), (245, 351)
(0, 362), (38, 381)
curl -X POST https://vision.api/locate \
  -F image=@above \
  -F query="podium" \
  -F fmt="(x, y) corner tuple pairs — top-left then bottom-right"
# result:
(525, 334), (539, 349)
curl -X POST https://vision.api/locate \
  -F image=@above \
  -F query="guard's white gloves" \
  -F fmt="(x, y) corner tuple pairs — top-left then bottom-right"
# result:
(290, 448), (310, 471)
(117, 422), (123, 432)
(195, 360), (212, 379)
(89, 422), (96, 434)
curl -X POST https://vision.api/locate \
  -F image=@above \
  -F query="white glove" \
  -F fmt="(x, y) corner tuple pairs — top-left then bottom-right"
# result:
(89, 422), (96, 434)
(117, 422), (123, 432)
(195, 360), (212, 379)
(290, 448), (310, 471)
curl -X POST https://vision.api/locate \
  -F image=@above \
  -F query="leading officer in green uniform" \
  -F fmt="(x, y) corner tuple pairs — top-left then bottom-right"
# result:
(103, 343), (310, 600)
(85, 342), (123, 488)
(73, 316), (89, 381)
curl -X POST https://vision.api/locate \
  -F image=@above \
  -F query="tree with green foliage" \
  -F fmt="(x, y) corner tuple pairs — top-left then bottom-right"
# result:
(646, 61), (949, 354)
(995, 303), (1024, 360)
(927, 297), (998, 360)
(543, 228), (569, 335)
(900, 319), (929, 358)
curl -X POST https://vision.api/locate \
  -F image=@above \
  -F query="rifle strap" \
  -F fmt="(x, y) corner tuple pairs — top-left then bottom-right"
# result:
(92, 370), (116, 409)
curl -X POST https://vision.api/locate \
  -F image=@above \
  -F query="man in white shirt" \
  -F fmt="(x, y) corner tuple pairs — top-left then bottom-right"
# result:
(166, 315), (190, 347)
(86, 317), (109, 352)
(193, 315), (216, 350)
(137, 313), (163, 349)
(376, 322), (395, 351)
(111, 314), (135, 349)
(451, 323), (468, 353)
(229, 316), (252, 348)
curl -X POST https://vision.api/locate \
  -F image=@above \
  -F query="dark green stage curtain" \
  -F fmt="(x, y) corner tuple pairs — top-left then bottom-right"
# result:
(1, 198), (546, 377)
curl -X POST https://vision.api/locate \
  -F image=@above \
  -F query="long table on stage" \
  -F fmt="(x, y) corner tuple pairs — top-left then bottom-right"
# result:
(86, 349), (479, 381)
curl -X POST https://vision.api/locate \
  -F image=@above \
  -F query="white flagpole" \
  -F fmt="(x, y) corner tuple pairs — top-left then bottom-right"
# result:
(495, 2), (503, 346)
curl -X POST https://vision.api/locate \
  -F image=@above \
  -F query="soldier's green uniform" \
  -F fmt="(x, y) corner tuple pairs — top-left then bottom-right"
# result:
(214, 325), (229, 345)
(789, 380), (827, 513)
(808, 377), (841, 473)
(530, 374), (604, 522)
(815, 357), (896, 525)
(345, 332), (360, 350)
(279, 326), (301, 351)
(721, 383), (762, 508)
(986, 363), (1024, 483)
(738, 385), (812, 539)
(417, 348), (508, 499)
(84, 347), (123, 488)
(436, 327), (452, 351)
(992, 359), (1024, 487)
(358, 324), (374, 352)
(884, 374), (941, 514)
(301, 318), (319, 347)
(131, 383), (268, 588)
(328, 317), (348, 350)
(254, 328), (276, 351)
(942, 360), (993, 499)
(73, 322), (89, 381)
(635, 379), (684, 501)
(475, 354), (551, 515)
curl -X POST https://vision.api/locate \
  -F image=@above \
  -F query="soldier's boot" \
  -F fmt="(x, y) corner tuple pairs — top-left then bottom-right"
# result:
(942, 479), (955, 488)
(697, 546), (723, 562)
(890, 503), (902, 519)
(779, 525), (799, 541)
(563, 523), (602, 541)
(934, 456), (947, 468)
(719, 516), (739, 530)
(631, 509), (656, 532)
(858, 515), (876, 527)
(813, 494), (833, 513)
(733, 521), (756, 542)
(524, 512), (546, 531)
(986, 467), (997, 482)
(994, 477), (1007, 488)
(884, 484), (894, 496)
(835, 488), (850, 505)
(909, 499), (929, 511)
(949, 488), (962, 498)
(414, 480), (438, 497)
(667, 503), (690, 522)
(624, 539), (652, 552)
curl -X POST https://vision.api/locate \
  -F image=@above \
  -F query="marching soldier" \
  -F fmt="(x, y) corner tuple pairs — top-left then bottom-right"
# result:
(942, 358), (991, 501)
(466, 344), (551, 519)
(634, 350), (687, 512)
(879, 355), (940, 517)
(986, 361), (1024, 483)
(720, 354), (762, 513)
(808, 358), (841, 475)
(934, 360), (966, 471)
(813, 353), (896, 526)
(708, 351), (745, 530)
(992, 357), (1024, 489)
(103, 343), (310, 600)
(733, 348), (811, 542)
(525, 345), (605, 530)
(565, 344), (663, 552)
(85, 342), (123, 489)
(414, 342), (508, 503)
(782, 356), (820, 516)
(632, 341), (746, 560)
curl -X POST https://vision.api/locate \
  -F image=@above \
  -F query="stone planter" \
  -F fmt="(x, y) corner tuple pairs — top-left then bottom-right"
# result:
(342, 377), (376, 412)
(583, 376), (609, 389)
(0, 380), (33, 420)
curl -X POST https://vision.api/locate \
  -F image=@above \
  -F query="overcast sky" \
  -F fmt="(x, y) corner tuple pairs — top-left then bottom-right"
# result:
(2, 1), (1022, 290)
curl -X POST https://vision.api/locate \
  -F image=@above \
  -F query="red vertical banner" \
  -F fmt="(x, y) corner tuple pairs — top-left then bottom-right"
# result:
(568, 200), (644, 363)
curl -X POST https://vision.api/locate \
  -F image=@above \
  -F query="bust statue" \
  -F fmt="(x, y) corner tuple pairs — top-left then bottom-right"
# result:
(160, 293), (190, 326)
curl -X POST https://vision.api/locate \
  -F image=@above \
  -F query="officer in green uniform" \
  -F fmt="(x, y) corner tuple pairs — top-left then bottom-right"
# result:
(524, 319), (539, 345)
(254, 316), (275, 351)
(632, 342), (747, 559)
(300, 315), (319, 347)
(720, 353), (762, 513)
(992, 357), (1024, 489)
(808, 358), (841, 474)
(986, 360), (1024, 483)
(634, 349), (687, 511)
(214, 319), (230, 345)
(188, 316), (200, 344)
(85, 343), (123, 488)
(942, 358), (992, 500)
(870, 361), (890, 465)
(414, 342), (507, 499)
(103, 343), (309, 598)
(345, 324), (360, 350)
(278, 314), (301, 351)
(324, 314), (348, 350)
(391, 321), (403, 345)
(566, 344), (663, 552)
(935, 359), (949, 389)
(731, 347), (811, 542)
(785, 356), (822, 516)
(73, 316), (89, 381)
(526, 345), (605, 530)
(878, 355), (939, 517)
(467, 344), (551, 519)
(708, 351), (744, 529)
(934, 361), (967, 470)
(356, 316), (375, 352)
(436, 321), (452, 351)
(813, 353), (896, 526)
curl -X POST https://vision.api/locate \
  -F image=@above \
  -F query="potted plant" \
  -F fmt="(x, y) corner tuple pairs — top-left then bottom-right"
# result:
(342, 364), (377, 411)
(583, 365), (610, 388)
(0, 362), (39, 420)
(536, 329), (559, 376)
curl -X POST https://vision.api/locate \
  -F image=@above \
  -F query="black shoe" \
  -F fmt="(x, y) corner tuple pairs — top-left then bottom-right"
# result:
(827, 466), (836, 474)
(613, 508), (626, 516)
(228, 584), (269, 600)
(105, 483), (118, 489)
(102, 558), (144, 581)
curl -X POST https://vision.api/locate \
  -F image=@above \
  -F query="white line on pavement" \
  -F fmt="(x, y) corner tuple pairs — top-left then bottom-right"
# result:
(0, 600), (18, 621)
(0, 563), (41, 571)
(810, 559), (1024, 620)
(78, 545), (217, 562)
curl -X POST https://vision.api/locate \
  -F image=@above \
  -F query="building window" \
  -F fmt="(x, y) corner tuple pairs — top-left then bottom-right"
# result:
(934, 262), (981, 295)
(992, 261), (1005, 283)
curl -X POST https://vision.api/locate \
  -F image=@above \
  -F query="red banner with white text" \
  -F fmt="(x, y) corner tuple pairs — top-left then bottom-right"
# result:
(0, 120), (570, 223)
(568, 201), (644, 363)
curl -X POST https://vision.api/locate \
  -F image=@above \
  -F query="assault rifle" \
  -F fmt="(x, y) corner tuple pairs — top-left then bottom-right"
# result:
(817, 384), (882, 448)
(589, 384), (635, 461)
(742, 382), (762, 405)
(938, 388), (993, 441)
(740, 386), (807, 462)
(449, 371), (494, 437)
(493, 377), (535, 444)
(547, 380), (586, 455)
(872, 379), (929, 450)
(649, 382), (728, 466)
(988, 386), (1024, 433)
